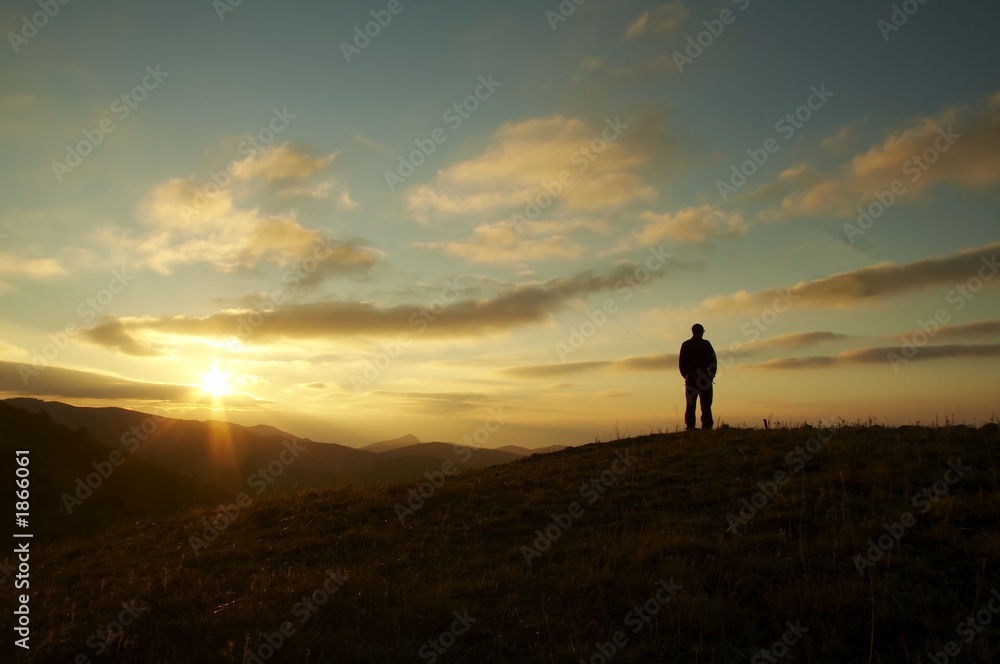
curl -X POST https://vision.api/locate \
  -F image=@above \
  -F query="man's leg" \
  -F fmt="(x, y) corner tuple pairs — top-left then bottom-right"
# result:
(684, 384), (698, 430)
(700, 385), (714, 430)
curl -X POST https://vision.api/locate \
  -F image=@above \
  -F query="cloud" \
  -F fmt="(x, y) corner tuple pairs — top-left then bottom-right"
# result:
(702, 241), (1000, 311)
(502, 353), (678, 379)
(407, 115), (657, 220)
(83, 319), (163, 357)
(820, 124), (857, 151)
(363, 390), (492, 415)
(753, 331), (854, 352)
(617, 205), (745, 250)
(503, 361), (610, 379)
(615, 353), (678, 370)
(747, 344), (1000, 370)
(914, 319), (1000, 341)
(764, 89), (1000, 219)
(0, 252), (66, 280)
(0, 360), (264, 406)
(232, 144), (337, 184)
(100, 158), (378, 279)
(82, 261), (679, 355)
(0, 340), (27, 361)
(625, 2), (689, 40)
(417, 218), (607, 265)
(0, 246), (68, 293)
(338, 190), (359, 210)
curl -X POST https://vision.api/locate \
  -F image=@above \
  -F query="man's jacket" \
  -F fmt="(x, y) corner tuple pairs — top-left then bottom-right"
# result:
(679, 337), (717, 385)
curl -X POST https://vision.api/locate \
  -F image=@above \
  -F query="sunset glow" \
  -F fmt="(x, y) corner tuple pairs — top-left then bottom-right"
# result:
(1, 1), (998, 447)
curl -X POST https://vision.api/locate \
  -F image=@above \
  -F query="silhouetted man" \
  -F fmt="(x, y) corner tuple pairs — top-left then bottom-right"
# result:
(679, 323), (717, 430)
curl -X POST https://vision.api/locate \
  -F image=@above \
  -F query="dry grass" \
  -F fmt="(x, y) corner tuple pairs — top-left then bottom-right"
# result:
(20, 423), (1000, 663)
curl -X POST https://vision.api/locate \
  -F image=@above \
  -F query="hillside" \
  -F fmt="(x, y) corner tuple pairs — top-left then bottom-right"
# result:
(361, 434), (423, 453)
(2, 399), (527, 491)
(0, 403), (224, 540)
(13, 423), (1000, 663)
(495, 444), (570, 456)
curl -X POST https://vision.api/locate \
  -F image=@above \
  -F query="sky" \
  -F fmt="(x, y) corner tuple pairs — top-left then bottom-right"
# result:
(0, 0), (998, 447)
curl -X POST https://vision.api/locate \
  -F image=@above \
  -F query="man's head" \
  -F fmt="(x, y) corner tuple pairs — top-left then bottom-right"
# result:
(691, 323), (705, 338)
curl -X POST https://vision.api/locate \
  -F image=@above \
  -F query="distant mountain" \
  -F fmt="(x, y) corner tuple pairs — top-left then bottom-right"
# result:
(2, 399), (527, 492)
(4, 398), (371, 491)
(0, 402), (225, 540)
(361, 433), (422, 453)
(242, 422), (301, 438)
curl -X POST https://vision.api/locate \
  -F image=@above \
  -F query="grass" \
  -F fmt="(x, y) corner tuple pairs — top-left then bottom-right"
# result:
(20, 423), (1000, 663)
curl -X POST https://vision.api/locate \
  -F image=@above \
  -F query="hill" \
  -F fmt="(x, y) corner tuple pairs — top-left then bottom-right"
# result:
(495, 444), (570, 456)
(375, 441), (522, 467)
(360, 433), (423, 453)
(2, 400), (525, 492)
(0, 403), (225, 541)
(17, 423), (1000, 662)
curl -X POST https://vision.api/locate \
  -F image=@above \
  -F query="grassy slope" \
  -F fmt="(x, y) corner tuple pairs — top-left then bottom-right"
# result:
(18, 424), (1000, 663)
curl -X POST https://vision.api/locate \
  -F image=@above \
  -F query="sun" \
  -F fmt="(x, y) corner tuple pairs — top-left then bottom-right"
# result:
(199, 365), (233, 398)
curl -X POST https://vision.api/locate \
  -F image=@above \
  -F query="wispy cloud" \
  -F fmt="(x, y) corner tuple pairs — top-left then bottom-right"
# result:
(702, 242), (999, 311)
(407, 115), (657, 221)
(762, 89), (1000, 218)
(615, 205), (745, 251)
(232, 144), (336, 185)
(0, 252), (67, 290)
(752, 331), (855, 352)
(83, 262), (680, 355)
(502, 353), (678, 379)
(746, 344), (1000, 370)
(95, 143), (377, 280)
(0, 360), (265, 405)
(624, 2), (689, 40)
(417, 218), (606, 265)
